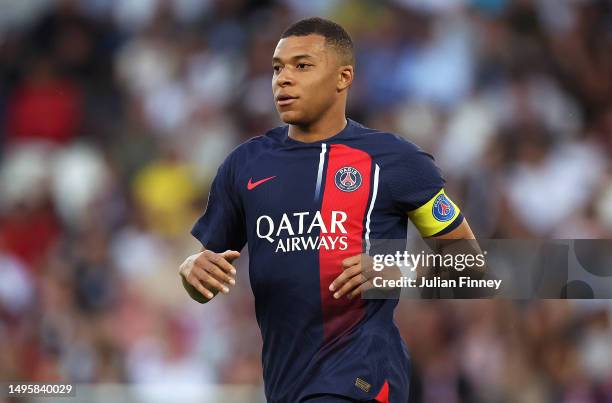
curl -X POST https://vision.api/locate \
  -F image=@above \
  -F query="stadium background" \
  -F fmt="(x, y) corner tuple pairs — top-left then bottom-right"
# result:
(0, 0), (611, 402)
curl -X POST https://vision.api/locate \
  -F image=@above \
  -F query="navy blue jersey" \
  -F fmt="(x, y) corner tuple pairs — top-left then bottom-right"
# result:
(191, 119), (463, 403)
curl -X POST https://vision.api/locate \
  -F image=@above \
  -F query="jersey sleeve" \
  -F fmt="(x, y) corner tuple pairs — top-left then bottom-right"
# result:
(386, 144), (463, 237)
(191, 155), (246, 252)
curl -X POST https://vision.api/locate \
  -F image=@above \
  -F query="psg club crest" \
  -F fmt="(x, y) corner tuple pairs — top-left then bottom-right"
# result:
(334, 166), (362, 192)
(432, 194), (455, 222)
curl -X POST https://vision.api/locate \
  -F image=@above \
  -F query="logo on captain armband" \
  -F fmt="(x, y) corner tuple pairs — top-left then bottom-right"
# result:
(432, 193), (455, 222)
(334, 166), (362, 192)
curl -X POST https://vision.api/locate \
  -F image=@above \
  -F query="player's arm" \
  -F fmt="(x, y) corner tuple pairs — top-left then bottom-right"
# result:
(429, 216), (475, 239)
(411, 195), (491, 297)
(411, 187), (484, 261)
(183, 152), (246, 303)
(179, 247), (240, 303)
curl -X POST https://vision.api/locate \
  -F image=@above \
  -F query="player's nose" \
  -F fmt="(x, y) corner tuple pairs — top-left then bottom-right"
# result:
(275, 70), (294, 87)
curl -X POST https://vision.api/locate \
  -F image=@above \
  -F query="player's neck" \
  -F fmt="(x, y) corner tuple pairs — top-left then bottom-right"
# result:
(288, 110), (347, 143)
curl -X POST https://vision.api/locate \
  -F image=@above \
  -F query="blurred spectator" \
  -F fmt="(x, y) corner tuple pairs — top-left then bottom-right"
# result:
(5, 55), (82, 144)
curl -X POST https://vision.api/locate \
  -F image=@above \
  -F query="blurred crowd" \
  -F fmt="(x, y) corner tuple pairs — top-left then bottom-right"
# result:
(0, 0), (611, 402)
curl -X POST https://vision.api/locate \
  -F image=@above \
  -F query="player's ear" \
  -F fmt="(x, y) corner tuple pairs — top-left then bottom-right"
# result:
(337, 65), (353, 92)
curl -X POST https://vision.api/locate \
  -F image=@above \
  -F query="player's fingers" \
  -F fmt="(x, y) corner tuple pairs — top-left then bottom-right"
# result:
(215, 255), (238, 276)
(193, 263), (230, 294)
(333, 273), (367, 299)
(186, 269), (214, 299)
(192, 259), (234, 287)
(360, 255), (375, 272)
(193, 280), (214, 300)
(329, 264), (361, 292)
(221, 250), (241, 264)
(198, 250), (237, 276)
(335, 273), (367, 299)
(347, 280), (375, 299)
(200, 260), (236, 286)
(203, 273), (230, 295)
(342, 254), (361, 268)
(361, 262), (380, 280)
(187, 266), (215, 291)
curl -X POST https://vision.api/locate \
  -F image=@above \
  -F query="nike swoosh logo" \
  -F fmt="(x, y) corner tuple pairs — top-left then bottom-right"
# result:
(247, 176), (276, 190)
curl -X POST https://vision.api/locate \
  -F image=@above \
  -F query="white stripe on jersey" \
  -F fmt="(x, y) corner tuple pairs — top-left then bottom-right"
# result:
(365, 163), (380, 255)
(314, 143), (327, 200)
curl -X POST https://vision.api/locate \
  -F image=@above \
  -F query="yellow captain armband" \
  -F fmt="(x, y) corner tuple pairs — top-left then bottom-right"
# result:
(407, 188), (461, 237)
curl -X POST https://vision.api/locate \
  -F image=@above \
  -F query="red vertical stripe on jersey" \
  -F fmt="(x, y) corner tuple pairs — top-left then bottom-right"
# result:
(319, 144), (371, 343)
(374, 380), (390, 403)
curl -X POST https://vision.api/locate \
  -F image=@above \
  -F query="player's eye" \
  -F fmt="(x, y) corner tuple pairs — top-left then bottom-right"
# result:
(273, 65), (282, 73)
(296, 63), (311, 70)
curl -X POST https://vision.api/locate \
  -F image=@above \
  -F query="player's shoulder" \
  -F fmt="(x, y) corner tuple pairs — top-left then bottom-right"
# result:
(349, 119), (425, 156)
(223, 125), (284, 164)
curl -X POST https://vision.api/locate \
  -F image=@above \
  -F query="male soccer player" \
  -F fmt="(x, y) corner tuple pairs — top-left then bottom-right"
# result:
(179, 17), (476, 403)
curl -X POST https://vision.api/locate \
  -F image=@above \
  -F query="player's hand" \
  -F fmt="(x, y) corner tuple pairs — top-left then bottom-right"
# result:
(329, 254), (375, 300)
(179, 249), (240, 302)
(329, 254), (402, 300)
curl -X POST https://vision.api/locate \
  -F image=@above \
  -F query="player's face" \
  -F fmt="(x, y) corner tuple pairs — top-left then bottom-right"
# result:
(272, 35), (342, 125)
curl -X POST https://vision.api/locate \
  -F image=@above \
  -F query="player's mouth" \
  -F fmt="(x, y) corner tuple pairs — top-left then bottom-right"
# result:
(276, 94), (298, 107)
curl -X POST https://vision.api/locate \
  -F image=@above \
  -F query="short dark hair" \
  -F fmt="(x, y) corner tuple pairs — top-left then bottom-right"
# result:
(280, 17), (355, 66)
